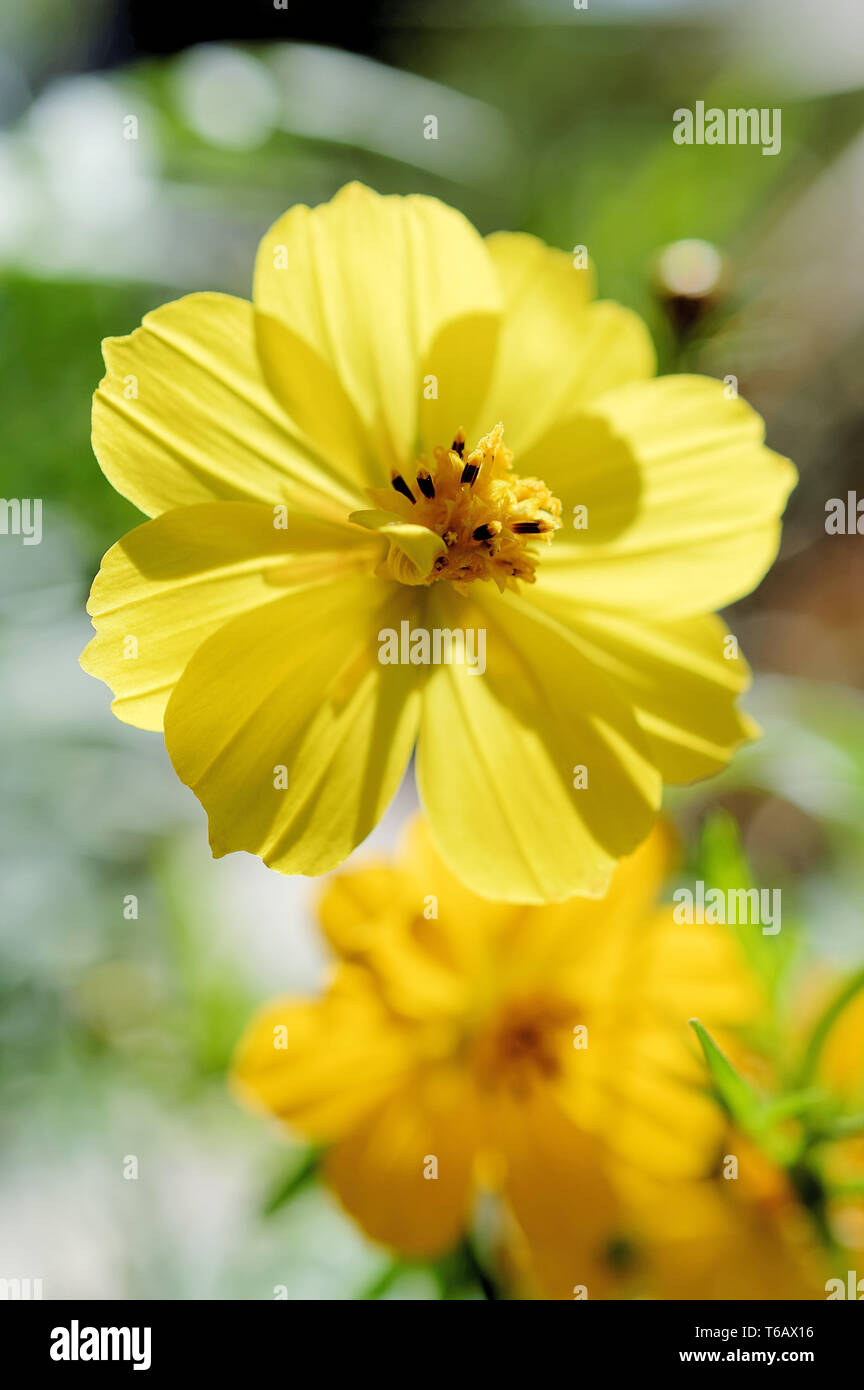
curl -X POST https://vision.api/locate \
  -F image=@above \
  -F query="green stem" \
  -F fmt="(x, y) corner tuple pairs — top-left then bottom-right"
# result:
(787, 1156), (841, 1260)
(432, 1238), (504, 1300)
(461, 1239), (501, 1301)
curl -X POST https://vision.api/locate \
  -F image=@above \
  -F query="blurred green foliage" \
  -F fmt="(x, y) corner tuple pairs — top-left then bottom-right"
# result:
(0, 275), (156, 561)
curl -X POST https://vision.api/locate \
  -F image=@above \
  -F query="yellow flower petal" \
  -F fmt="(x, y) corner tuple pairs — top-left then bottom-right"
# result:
(462, 824), (761, 1180)
(163, 577), (423, 877)
(416, 586), (661, 903)
(584, 818), (678, 925)
(527, 600), (758, 782)
(623, 1162), (826, 1300)
(480, 231), (654, 453)
(254, 182), (500, 470)
(553, 897), (761, 1179)
(81, 502), (376, 731)
(253, 307), (378, 489)
(417, 310), (501, 459)
(493, 1089), (622, 1300)
(325, 1068), (480, 1257)
(348, 508), (446, 584)
(639, 907), (765, 1024)
(318, 865), (402, 959)
(319, 816), (503, 960)
(231, 969), (410, 1142)
(580, 1022), (726, 1179)
(524, 374), (796, 618)
(317, 819), (512, 1022)
(815, 988), (864, 1104)
(491, 823), (679, 993)
(93, 292), (368, 520)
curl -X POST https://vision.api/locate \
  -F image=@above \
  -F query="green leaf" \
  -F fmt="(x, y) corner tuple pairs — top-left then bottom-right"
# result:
(761, 1089), (832, 1125)
(809, 1113), (864, 1144)
(692, 809), (797, 1007)
(798, 964), (864, 1087)
(689, 1018), (797, 1164)
(689, 1018), (764, 1128)
(261, 1147), (321, 1216)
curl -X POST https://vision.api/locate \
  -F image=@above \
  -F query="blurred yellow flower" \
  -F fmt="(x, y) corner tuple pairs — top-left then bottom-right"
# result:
(81, 182), (795, 901)
(232, 818), (769, 1297)
(621, 1139), (826, 1301)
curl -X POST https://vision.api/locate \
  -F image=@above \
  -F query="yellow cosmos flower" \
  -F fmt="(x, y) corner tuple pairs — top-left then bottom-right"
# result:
(80, 183), (795, 900)
(231, 818), (764, 1297)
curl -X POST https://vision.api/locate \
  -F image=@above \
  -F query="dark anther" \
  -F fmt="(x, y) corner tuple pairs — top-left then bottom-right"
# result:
(416, 470), (435, 499)
(511, 520), (547, 534)
(391, 474), (416, 504)
(472, 523), (497, 541)
(460, 461), (479, 486)
(452, 436), (465, 457)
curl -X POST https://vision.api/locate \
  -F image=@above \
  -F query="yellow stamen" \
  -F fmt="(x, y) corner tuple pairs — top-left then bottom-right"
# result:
(371, 423), (562, 591)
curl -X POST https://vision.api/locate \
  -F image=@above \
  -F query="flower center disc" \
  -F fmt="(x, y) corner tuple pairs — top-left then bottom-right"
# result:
(374, 423), (562, 591)
(474, 994), (577, 1095)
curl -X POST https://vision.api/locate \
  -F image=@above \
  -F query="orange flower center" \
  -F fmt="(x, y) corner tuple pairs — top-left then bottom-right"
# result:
(372, 423), (562, 591)
(473, 994), (578, 1096)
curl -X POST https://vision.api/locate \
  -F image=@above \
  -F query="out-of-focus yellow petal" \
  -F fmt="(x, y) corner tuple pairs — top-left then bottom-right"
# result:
(638, 907), (766, 1024)
(580, 902), (762, 1176)
(523, 375), (796, 618)
(816, 988), (864, 1102)
(231, 969), (409, 1142)
(540, 889), (761, 1180)
(493, 1089), (623, 1300)
(622, 1157), (826, 1300)
(587, 819), (678, 924)
(480, 231), (654, 453)
(325, 1067), (480, 1257)
(528, 601), (758, 783)
(93, 293), (368, 519)
(253, 183), (500, 470)
(163, 577), (423, 877)
(416, 585), (661, 903)
(318, 818), (515, 1021)
(570, 1022), (726, 1179)
(397, 814), (515, 945)
(80, 503), (377, 731)
(318, 866), (403, 959)
(496, 846), (762, 1179)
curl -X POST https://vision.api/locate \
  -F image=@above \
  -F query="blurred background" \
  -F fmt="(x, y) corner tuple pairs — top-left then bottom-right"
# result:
(1, 0), (863, 1299)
